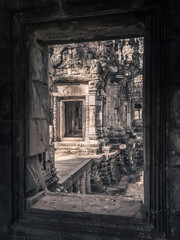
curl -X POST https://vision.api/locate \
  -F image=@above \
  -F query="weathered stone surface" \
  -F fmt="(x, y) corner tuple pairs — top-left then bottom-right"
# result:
(170, 167), (180, 209)
(29, 43), (47, 83)
(170, 129), (180, 166)
(32, 193), (144, 218)
(26, 119), (49, 156)
(171, 88), (180, 127)
(29, 80), (49, 119)
(26, 155), (46, 197)
(53, 83), (88, 97)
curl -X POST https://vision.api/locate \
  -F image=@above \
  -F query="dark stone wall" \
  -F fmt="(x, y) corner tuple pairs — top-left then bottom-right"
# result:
(169, 1), (180, 238)
(0, 0), (180, 239)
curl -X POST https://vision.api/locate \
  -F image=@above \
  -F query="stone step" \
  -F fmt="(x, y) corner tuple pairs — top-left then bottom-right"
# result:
(79, 147), (100, 155)
(55, 142), (84, 147)
(55, 147), (101, 156)
(55, 149), (81, 155)
(61, 137), (84, 142)
(55, 142), (99, 147)
(55, 146), (81, 150)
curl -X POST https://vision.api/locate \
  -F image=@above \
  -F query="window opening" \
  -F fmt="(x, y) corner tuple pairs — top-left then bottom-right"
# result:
(27, 37), (144, 215)
(47, 38), (144, 201)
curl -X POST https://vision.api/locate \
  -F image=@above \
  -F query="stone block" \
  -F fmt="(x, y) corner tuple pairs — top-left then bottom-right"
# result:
(26, 119), (49, 156)
(54, 83), (88, 97)
(29, 80), (49, 119)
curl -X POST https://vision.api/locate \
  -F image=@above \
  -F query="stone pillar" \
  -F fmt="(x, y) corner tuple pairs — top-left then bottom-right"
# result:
(56, 100), (60, 140)
(86, 169), (91, 194)
(89, 93), (97, 140)
(85, 95), (89, 141)
(88, 61), (100, 141)
(74, 179), (80, 193)
(98, 100), (103, 138)
(53, 96), (57, 141)
(72, 101), (76, 134)
(60, 100), (65, 139)
(127, 100), (131, 127)
(49, 125), (53, 142)
(80, 173), (86, 194)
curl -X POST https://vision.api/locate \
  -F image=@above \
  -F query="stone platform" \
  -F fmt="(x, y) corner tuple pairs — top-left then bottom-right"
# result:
(32, 192), (144, 218)
(16, 193), (164, 239)
(55, 154), (93, 192)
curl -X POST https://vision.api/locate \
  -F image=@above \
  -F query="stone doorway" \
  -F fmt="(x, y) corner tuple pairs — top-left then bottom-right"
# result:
(65, 101), (83, 137)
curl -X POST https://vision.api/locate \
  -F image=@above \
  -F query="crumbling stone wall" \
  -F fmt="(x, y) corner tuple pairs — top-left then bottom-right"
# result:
(25, 35), (59, 198)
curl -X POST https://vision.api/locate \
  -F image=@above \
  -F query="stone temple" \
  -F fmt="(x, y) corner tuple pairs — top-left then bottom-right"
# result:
(43, 38), (144, 196)
(1, 1), (180, 239)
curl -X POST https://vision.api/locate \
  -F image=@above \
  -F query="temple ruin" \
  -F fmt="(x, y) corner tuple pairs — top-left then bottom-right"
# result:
(2, 1), (180, 239)
(43, 38), (144, 197)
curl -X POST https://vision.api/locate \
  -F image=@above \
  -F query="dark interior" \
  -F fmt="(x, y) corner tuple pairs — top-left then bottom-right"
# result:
(65, 101), (83, 137)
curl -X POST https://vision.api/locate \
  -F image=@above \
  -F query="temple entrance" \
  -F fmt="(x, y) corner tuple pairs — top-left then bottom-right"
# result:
(65, 101), (83, 137)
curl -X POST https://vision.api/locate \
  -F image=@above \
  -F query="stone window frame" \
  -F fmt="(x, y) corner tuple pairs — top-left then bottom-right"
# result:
(13, 5), (170, 236)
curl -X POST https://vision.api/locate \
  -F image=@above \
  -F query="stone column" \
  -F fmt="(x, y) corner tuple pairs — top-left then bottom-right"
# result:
(56, 100), (60, 140)
(88, 59), (100, 141)
(89, 93), (97, 140)
(85, 95), (89, 141)
(86, 169), (91, 194)
(80, 173), (86, 194)
(74, 179), (80, 193)
(49, 125), (53, 142)
(60, 100), (65, 139)
(127, 100), (131, 127)
(53, 96), (57, 141)
(99, 100), (103, 138)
